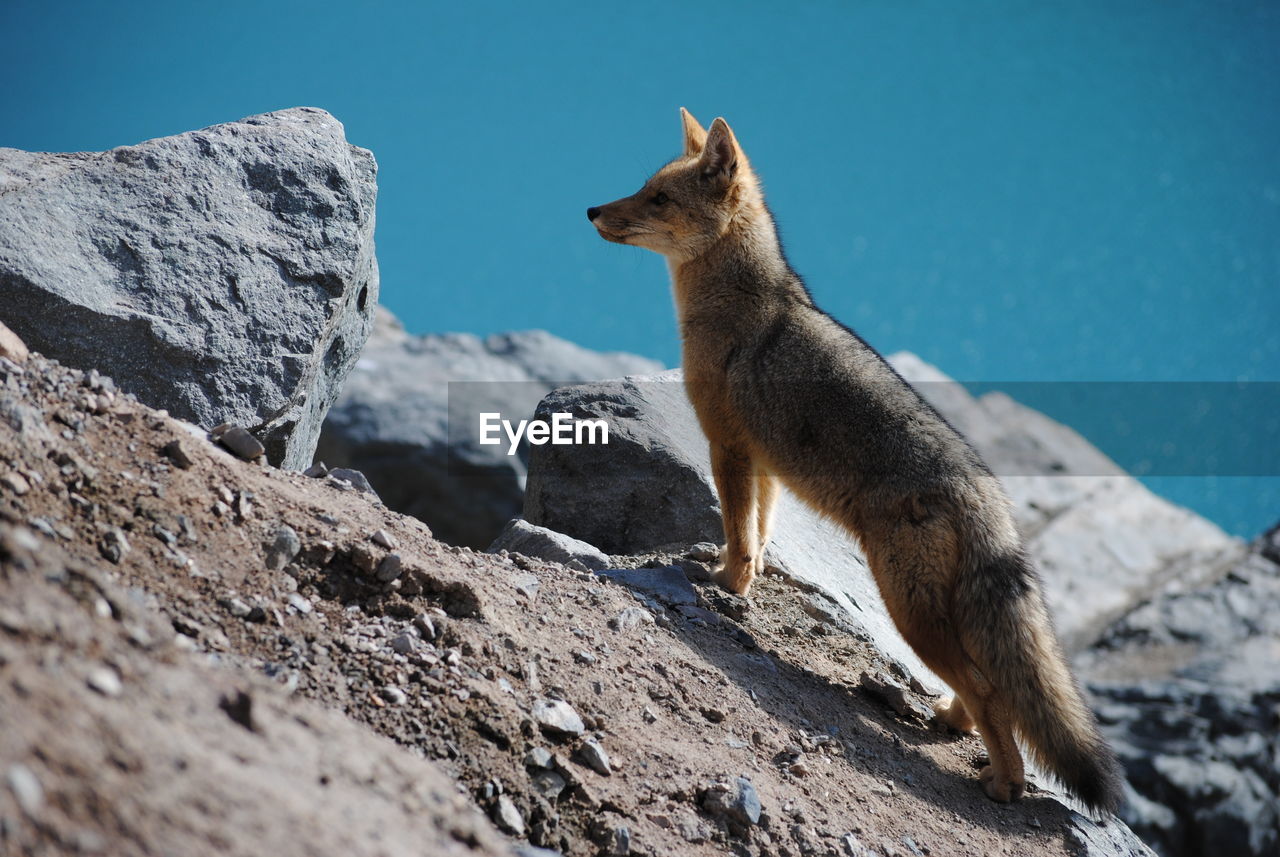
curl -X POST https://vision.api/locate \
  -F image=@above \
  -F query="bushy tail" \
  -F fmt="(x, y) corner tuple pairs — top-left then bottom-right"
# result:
(958, 551), (1125, 815)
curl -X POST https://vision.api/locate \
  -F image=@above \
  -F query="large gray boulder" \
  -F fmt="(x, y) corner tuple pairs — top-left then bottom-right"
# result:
(0, 107), (378, 469)
(1080, 525), (1280, 857)
(316, 308), (661, 547)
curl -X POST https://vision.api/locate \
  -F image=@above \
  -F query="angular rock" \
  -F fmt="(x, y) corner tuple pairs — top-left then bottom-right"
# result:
(212, 424), (266, 462)
(609, 607), (654, 632)
(531, 699), (585, 738)
(328, 468), (379, 498)
(374, 553), (403, 583)
(575, 738), (612, 776)
(688, 542), (719, 562)
(0, 107), (378, 469)
(316, 308), (662, 547)
(263, 525), (301, 571)
(488, 518), (610, 570)
(390, 633), (417, 655)
(529, 769), (567, 799)
(86, 667), (123, 698)
(162, 439), (194, 469)
(493, 795), (524, 836)
(6, 764), (43, 815)
(701, 777), (762, 829)
(98, 528), (130, 564)
(598, 565), (697, 606)
(524, 747), (554, 769)
(524, 372), (719, 555)
(859, 669), (934, 721)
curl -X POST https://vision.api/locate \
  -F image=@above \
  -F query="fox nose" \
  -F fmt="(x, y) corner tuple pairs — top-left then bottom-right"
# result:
(586, 206), (601, 221)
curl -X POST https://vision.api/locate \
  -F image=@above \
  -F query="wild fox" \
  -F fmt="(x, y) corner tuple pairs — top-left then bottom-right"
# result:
(587, 109), (1123, 813)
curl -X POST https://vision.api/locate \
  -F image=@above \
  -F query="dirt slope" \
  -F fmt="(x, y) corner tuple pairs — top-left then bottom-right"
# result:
(0, 352), (1140, 856)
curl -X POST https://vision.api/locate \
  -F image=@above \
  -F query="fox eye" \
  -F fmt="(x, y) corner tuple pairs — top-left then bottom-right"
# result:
(651, 192), (669, 205)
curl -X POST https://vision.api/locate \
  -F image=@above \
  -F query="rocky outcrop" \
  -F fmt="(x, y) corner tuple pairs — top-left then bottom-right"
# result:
(488, 517), (611, 570)
(0, 107), (378, 469)
(1080, 527), (1280, 857)
(316, 308), (661, 547)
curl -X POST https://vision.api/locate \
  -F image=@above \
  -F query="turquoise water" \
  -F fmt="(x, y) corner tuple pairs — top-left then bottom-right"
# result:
(2, 0), (1275, 536)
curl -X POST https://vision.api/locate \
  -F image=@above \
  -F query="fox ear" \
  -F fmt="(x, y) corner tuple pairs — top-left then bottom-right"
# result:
(698, 117), (740, 184)
(680, 107), (707, 156)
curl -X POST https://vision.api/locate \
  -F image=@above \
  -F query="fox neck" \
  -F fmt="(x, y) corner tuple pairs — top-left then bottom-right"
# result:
(666, 199), (790, 323)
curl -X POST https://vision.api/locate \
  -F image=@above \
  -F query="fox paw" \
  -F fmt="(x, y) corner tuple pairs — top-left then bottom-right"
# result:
(933, 696), (976, 734)
(712, 563), (755, 596)
(979, 766), (1025, 803)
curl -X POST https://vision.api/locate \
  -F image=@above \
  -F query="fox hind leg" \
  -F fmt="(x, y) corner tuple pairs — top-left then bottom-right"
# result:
(967, 694), (1026, 802)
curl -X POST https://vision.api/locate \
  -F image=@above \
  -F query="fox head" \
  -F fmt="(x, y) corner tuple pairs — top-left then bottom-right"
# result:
(587, 109), (764, 263)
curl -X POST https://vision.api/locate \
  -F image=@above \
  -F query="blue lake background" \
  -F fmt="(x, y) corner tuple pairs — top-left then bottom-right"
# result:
(2, 0), (1275, 536)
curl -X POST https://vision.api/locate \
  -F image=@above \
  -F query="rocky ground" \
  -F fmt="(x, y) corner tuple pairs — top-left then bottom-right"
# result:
(0, 351), (1145, 856)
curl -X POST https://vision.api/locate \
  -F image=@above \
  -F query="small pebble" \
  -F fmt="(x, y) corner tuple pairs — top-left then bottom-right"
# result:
(211, 423), (265, 461)
(688, 542), (719, 562)
(98, 528), (130, 564)
(390, 632), (418, 654)
(6, 764), (43, 815)
(610, 607), (653, 632)
(493, 794), (525, 835)
(375, 552), (403, 583)
(576, 738), (612, 775)
(532, 698), (585, 737)
(162, 439), (194, 469)
(524, 747), (554, 769)
(413, 614), (438, 640)
(264, 525), (301, 570)
(224, 597), (252, 618)
(2, 472), (31, 495)
(86, 667), (123, 697)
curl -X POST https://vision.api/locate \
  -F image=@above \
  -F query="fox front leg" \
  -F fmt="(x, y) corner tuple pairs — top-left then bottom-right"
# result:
(754, 468), (778, 571)
(710, 443), (758, 595)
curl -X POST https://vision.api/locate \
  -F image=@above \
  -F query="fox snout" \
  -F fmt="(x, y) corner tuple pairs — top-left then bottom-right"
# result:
(586, 199), (634, 247)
